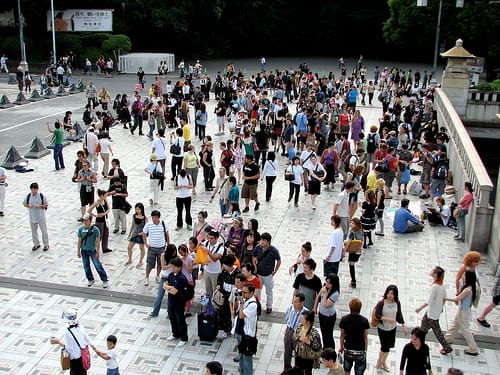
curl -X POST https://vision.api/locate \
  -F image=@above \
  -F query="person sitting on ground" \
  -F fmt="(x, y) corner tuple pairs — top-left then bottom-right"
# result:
(426, 197), (451, 226)
(393, 198), (424, 233)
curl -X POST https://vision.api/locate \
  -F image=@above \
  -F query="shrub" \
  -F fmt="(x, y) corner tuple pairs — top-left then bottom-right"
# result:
(102, 34), (132, 60)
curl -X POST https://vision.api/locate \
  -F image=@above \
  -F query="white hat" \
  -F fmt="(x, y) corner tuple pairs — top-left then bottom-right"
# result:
(62, 309), (78, 326)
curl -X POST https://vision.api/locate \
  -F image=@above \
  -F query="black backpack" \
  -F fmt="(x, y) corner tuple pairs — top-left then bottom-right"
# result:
(366, 133), (376, 153)
(25, 193), (47, 210)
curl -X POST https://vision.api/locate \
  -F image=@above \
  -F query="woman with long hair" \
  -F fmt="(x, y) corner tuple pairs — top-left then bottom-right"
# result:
(126, 202), (147, 267)
(293, 310), (323, 375)
(308, 155), (326, 210)
(88, 189), (112, 254)
(445, 270), (479, 356)
(374, 285), (408, 372)
(344, 218), (364, 289)
(234, 136), (245, 184)
(149, 244), (178, 317)
(178, 243), (194, 317)
(455, 182), (473, 241)
(239, 231), (256, 266)
(360, 190), (377, 248)
(314, 273), (340, 350)
(289, 242), (313, 277)
(192, 210), (209, 244)
(375, 178), (386, 236)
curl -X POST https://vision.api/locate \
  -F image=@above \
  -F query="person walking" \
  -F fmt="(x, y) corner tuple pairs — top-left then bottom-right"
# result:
(293, 310), (323, 375)
(415, 266), (453, 355)
(338, 298), (370, 375)
(184, 144), (200, 195)
(235, 283), (259, 375)
(98, 132), (113, 178)
(77, 213), (109, 288)
(323, 215), (344, 277)
(374, 285), (409, 371)
(242, 154), (261, 212)
(333, 181), (354, 239)
(165, 257), (189, 347)
(174, 169), (193, 231)
(261, 151), (278, 202)
(23, 182), (49, 251)
(399, 327), (433, 375)
(281, 292), (308, 375)
(308, 155), (326, 210)
(477, 264), (500, 328)
(144, 153), (162, 205)
(314, 273), (340, 350)
(252, 232), (281, 314)
(47, 121), (66, 171)
(201, 141), (215, 191)
(142, 210), (171, 286)
(286, 156), (304, 207)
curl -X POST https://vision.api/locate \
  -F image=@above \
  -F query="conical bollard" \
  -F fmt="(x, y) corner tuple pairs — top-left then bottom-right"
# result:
(28, 89), (44, 102)
(25, 137), (51, 159)
(8, 75), (17, 85)
(68, 84), (78, 94)
(1, 146), (27, 169)
(57, 85), (68, 96)
(13, 92), (30, 105)
(43, 87), (56, 98)
(0, 94), (14, 109)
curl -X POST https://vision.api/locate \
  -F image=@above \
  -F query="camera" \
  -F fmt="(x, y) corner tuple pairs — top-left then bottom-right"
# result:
(235, 290), (243, 297)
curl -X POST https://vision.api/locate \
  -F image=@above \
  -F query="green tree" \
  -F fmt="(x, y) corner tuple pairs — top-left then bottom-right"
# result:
(102, 34), (132, 58)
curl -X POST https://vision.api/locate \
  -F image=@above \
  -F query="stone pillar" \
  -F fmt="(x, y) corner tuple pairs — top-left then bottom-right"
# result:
(440, 39), (475, 117)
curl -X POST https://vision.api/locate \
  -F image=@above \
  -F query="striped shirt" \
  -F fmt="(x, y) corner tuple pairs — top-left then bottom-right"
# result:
(285, 304), (308, 331)
(143, 221), (169, 248)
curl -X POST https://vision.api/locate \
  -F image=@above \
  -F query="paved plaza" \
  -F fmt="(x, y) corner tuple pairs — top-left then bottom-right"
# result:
(0, 65), (498, 374)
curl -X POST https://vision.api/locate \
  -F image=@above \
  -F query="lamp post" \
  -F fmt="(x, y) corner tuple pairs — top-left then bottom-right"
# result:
(17, 0), (28, 71)
(417, 0), (464, 79)
(51, 0), (57, 66)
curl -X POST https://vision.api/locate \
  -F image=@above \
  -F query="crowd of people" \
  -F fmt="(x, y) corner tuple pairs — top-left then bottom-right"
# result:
(2, 58), (495, 375)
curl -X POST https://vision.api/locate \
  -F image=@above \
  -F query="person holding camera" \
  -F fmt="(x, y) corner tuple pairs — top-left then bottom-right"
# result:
(235, 283), (258, 375)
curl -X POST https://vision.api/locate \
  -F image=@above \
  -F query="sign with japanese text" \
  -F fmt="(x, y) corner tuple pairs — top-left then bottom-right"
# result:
(47, 9), (113, 32)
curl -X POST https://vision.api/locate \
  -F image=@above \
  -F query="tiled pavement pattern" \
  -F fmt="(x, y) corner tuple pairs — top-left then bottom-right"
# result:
(0, 82), (498, 374)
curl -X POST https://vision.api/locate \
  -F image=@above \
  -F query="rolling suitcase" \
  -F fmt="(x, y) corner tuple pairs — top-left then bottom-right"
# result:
(197, 312), (217, 341)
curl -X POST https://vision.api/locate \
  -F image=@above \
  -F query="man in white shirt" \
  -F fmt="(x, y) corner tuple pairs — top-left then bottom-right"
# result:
(142, 210), (170, 286)
(151, 128), (168, 175)
(84, 127), (99, 172)
(236, 283), (258, 375)
(333, 181), (354, 239)
(324, 215), (344, 277)
(203, 229), (224, 297)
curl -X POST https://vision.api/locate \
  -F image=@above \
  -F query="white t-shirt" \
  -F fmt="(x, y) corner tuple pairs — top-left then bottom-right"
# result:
(325, 228), (344, 262)
(242, 297), (258, 337)
(99, 138), (111, 154)
(64, 326), (92, 360)
(426, 283), (447, 320)
(300, 150), (315, 170)
(440, 205), (451, 226)
(105, 348), (119, 370)
(335, 190), (349, 217)
(286, 165), (303, 185)
(204, 241), (224, 274)
(152, 137), (167, 160)
(175, 175), (192, 198)
(85, 132), (99, 153)
(171, 137), (185, 158)
(143, 221), (169, 248)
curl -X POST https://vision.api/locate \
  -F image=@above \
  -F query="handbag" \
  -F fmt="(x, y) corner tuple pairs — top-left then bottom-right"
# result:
(238, 334), (258, 356)
(170, 139), (181, 155)
(252, 142), (258, 152)
(212, 287), (225, 309)
(371, 304), (380, 328)
(295, 338), (321, 360)
(95, 142), (101, 153)
(67, 328), (91, 370)
(121, 200), (132, 214)
(285, 166), (295, 181)
(60, 349), (70, 370)
(345, 239), (362, 253)
(453, 206), (461, 219)
(195, 246), (209, 265)
(400, 167), (410, 185)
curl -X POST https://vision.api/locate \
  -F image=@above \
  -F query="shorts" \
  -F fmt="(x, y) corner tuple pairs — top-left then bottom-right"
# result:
(420, 170), (431, 185)
(241, 183), (258, 200)
(384, 170), (396, 188)
(377, 327), (396, 352)
(348, 253), (361, 262)
(147, 246), (165, 270)
(129, 235), (144, 244)
(430, 179), (446, 196)
(80, 186), (94, 206)
(343, 350), (366, 374)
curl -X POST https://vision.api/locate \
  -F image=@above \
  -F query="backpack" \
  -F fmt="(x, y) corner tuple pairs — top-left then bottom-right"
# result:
(435, 161), (449, 180)
(342, 153), (357, 172)
(177, 283), (195, 303)
(382, 155), (394, 173)
(366, 133), (376, 153)
(26, 193), (47, 210)
(249, 299), (262, 318)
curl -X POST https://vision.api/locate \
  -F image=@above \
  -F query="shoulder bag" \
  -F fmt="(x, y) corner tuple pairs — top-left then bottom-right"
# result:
(67, 328), (91, 370)
(285, 166), (295, 181)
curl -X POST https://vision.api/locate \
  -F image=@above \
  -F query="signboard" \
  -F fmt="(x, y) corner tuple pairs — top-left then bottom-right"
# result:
(47, 9), (113, 32)
(466, 57), (485, 74)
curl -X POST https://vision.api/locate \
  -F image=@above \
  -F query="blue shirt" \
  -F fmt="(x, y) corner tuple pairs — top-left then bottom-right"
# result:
(393, 207), (420, 233)
(296, 112), (308, 131)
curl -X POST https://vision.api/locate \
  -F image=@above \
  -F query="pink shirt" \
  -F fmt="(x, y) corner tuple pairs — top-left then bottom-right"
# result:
(459, 191), (473, 210)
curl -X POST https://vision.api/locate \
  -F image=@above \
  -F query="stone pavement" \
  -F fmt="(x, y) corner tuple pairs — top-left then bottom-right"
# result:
(0, 79), (498, 374)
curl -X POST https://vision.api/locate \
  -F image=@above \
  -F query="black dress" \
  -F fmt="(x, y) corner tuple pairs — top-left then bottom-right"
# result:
(216, 267), (240, 333)
(360, 201), (377, 233)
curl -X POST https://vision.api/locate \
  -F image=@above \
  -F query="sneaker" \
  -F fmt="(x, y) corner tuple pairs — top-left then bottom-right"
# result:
(166, 335), (177, 341)
(243, 207), (250, 213)
(254, 203), (260, 211)
(102, 248), (112, 253)
(312, 206), (316, 210)
(155, 276), (160, 283)
(88, 280), (95, 287)
(294, 203), (298, 207)
(375, 232), (385, 236)
(32, 245), (41, 251)
(121, 230), (126, 235)
(187, 225), (192, 230)
(477, 318), (491, 328)
(464, 350), (479, 356)
(148, 312), (158, 317)
(177, 340), (187, 347)
(103, 281), (109, 289)
(233, 355), (240, 362)
(221, 332), (228, 339)
(144, 278), (149, 286)
(112, 229), (119, 234)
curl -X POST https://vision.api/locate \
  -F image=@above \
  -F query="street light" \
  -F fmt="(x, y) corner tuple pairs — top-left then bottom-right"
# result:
(17, 0), (28, 71)
(417, 0), (464, 79)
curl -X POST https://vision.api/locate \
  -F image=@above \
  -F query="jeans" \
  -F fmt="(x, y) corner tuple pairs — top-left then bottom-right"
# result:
(53, 143), (65, 170)
(151, 278), (167, 316)
(198, 124), (206, 141)
(176, 196), (192, 228)
(219, 198), (229, 217)
(81, 250), (108, 282)
(324, 260), (340, 277)
(106, 368), (120, 375)
(237, 333), (254, 375)
(203, 165), (214, 189)
(343, 351), (367, 375)
(456, 209), (468, 240)
(319, 312), (337, 350)
(131, 115), (143, 134)
(258, 273), (274, 308)
(265, 176), (276, 201)
(148, 122), (156, 138)
(168, 304), (188, 341)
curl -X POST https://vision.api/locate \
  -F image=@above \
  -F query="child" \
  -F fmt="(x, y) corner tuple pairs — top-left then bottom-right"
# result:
(95, 335), (120, 375)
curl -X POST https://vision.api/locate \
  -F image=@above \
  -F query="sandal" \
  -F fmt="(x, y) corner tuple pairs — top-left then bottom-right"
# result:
(124, 260), (132, 266)
(136, 262), (144, 268)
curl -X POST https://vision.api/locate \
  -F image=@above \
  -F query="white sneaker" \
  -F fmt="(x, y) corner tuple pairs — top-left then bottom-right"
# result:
(166, 335), (177, 341)
(155, 276), (160, 283)
(177, 340), (187, 347)
(103, 281), (109, 289)
(87, 280), (94, 287)
(144, 278), (149, 286)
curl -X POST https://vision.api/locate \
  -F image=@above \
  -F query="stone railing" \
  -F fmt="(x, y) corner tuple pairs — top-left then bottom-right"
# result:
(468, 89), (500, 103)
(435, 88), (495, 252)
(466, 89), (500, 124)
